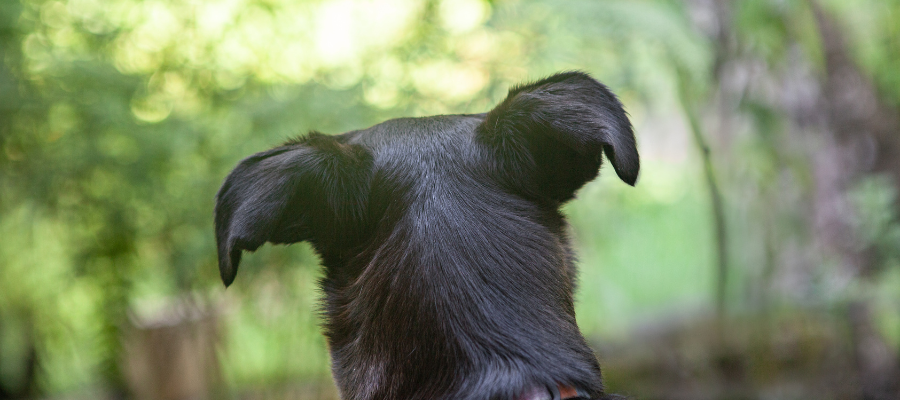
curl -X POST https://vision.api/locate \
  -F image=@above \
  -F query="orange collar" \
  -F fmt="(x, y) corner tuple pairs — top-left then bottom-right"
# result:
(516, 383), (585, 400)
(557, 383), (581, 399)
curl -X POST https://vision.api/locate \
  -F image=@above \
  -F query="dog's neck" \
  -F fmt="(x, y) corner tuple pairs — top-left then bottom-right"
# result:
(320, 189), (603, 399)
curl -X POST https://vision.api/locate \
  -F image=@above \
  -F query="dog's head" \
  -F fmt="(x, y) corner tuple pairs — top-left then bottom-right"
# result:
(215, 71), (637, 399)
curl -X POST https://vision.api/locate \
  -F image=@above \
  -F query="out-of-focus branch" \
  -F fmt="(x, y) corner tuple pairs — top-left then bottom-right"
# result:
(676, 72), (730, 323)
(680, 0), (736, 324)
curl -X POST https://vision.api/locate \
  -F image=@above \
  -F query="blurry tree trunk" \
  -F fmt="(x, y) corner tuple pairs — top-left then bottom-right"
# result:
(0, 4), (41, 399)
(688, 3), (755, 394)
(677, 86), (750, 395)
(807, 1), (900, 397)
(123, 298), (222, 400)
(683, 0), (738, 324)
(809, 2), (900, 206)
(677, 79), (729, 323)
(808, 0), (900, 276)
(97, 247), (135, 396)
(0, 316), (38, 400)
(709, 0), (736, 324)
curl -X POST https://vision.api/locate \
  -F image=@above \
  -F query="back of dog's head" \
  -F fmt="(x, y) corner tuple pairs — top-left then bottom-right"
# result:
(215, 71), (638, 400)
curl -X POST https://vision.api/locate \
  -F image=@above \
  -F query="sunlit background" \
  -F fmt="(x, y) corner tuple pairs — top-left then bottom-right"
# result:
(1, 0), (899, 399)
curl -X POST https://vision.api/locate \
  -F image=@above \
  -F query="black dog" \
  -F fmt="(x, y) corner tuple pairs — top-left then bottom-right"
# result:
(215, 72), (638, 400)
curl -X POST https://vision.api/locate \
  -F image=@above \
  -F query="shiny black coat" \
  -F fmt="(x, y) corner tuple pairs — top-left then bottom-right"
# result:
(215, 72), (639, 400)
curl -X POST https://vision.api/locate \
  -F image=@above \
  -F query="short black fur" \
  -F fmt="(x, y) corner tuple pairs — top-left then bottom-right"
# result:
(215, 72), (639, 400)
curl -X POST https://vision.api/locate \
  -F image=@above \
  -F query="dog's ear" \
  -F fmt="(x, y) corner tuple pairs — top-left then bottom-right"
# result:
(214, 133), (371, 287)
(477, 71), (638, 201)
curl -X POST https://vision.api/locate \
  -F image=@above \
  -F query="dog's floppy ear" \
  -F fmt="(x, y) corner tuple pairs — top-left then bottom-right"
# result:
(477, 71), (638, 201)
(214, 133), (371, 287)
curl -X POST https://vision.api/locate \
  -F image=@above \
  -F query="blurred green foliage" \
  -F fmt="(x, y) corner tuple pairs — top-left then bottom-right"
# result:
(0, 0), (898, 397)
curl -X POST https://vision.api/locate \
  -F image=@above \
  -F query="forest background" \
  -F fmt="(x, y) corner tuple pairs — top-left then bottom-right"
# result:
(1, 0), (900, 399)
